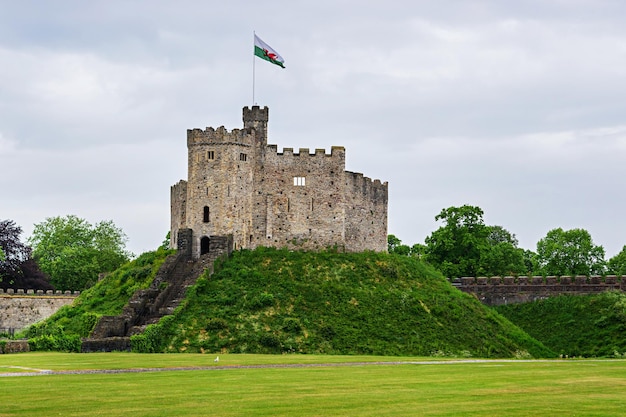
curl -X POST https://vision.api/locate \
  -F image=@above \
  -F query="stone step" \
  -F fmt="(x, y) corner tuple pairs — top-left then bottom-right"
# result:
(81, 337), (131, 353)
(128, 325), (147, 336)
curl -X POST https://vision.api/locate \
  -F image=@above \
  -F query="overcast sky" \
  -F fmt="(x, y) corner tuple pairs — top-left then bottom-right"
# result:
(2, 0), (625, 258)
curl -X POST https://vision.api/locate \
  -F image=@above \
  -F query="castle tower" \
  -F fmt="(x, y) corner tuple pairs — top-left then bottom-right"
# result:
(170, 106), (388, 258)
(170, 107), (264, 257)
(243, 105), (269, 145)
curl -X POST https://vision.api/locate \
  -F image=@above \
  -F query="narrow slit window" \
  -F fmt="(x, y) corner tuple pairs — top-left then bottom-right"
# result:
(293, 177), (306, 186)
(239, 153), (247, 161)
(203, 206), (210, 223)
(207, 150), (215, 160)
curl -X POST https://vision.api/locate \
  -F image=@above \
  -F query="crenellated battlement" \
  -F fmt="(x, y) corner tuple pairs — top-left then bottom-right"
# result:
(346, 171), (389, 199)
(187, 126), (256, 147)
(243, 105), (269, 123)
(0, 288), (80, 296)
(452, 275), (626, 306)
(268, 144), (345, 157)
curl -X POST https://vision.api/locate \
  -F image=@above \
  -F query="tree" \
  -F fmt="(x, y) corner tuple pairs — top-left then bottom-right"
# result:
(387, 235), (427, 258)
(0, 219), (52, 290)
(0, 219), (31, 279)
(29, 215), (132, 290)
(387, 234), (411, 255)
(410, 243), (427, 259)
(424, 205), (488, 278)
(424, 205), (526, 278)
(522, 249), (540, 274)
(606, 245), (626, 276)
(160, 231), (171, 250)
(535, 228), (605, 276)
(482, 225), (526, 277)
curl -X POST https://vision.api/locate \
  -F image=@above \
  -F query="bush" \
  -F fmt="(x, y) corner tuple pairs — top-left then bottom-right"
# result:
(28, 333), (81, 352)
(131, 315), (177, 353)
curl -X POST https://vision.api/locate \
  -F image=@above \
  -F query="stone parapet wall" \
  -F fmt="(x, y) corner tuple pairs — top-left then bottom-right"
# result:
(0, 291), (79, 332)
(0, 289), (80, 295)
(452, 275), (625, 306)
(0, 340), (30, 354)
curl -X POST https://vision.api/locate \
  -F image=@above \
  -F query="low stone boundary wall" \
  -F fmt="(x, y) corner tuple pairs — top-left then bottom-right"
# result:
(0, 290), (80, 332)
(0, 289), (80, 296)
(451, 275), (625, 306)
(0, 340), (30, 354)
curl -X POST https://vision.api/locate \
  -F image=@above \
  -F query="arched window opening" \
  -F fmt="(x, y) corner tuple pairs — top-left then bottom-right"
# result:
(200, 236), (210, 255)
(203, 206), (210, 223)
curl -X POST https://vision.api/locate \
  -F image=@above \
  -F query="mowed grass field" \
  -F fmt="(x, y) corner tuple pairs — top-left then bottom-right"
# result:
(1, 353), (626, 416)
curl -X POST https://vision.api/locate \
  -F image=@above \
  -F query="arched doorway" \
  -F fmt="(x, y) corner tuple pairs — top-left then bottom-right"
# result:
(200, 236), (210, 255)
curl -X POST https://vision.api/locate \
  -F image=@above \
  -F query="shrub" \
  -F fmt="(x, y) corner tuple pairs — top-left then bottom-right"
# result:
(28, 333), (81, 352)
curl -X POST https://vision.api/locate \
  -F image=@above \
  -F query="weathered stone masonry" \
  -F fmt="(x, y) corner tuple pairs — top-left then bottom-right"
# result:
(452, 275), (626, 306)
(0, 289), (79, 332)
(170, 106), (388, 258)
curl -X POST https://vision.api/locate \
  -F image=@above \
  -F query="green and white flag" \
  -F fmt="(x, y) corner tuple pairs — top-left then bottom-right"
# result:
(254, 34), (285, 68)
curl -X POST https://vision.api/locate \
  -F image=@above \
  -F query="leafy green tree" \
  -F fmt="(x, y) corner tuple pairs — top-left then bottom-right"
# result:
(522, 249), (540, 274)
(482, 225), (526, 276)
(606, 245), (626, 276)
(410, 243), (427, 259)
(160, 231), (171, 250)
(387, 235), (427, 258)
(387, 234), (411, 255)
(424, 205), (488, 278)
(535, 228), (605, 276)
(29, 215), (132, 290)
(387, 234), (401, 252)
(424, 205), (526, 278)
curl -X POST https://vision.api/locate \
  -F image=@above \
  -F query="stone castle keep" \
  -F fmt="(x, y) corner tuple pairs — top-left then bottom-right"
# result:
(170, 106), (388, 257)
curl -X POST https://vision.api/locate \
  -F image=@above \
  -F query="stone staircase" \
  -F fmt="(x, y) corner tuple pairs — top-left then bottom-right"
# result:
(81, 235), (232, 352)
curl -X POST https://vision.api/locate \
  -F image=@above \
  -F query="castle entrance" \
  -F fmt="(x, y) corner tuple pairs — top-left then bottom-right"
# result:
(200, 236), (210, 255)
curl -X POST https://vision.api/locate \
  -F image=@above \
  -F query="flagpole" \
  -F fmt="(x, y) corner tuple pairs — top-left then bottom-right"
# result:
(252, 31), (256, 105)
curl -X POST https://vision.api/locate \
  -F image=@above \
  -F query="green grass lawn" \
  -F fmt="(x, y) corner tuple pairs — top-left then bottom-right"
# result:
(1, 353), (625, 416)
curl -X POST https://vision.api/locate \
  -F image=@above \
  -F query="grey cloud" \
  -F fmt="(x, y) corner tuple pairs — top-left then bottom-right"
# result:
(1, 0), (625, 258)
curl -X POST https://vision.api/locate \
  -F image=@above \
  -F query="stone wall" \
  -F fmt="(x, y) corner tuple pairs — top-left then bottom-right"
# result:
(344, 171), (388, 252)
(261, 146), (348, 251)
(452, 275), (626, 306)
(0, 290), (79, 332)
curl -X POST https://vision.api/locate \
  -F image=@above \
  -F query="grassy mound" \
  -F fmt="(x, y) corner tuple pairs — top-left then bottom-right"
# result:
(132, 248), (552, 358)
(496, 291), (626, 357)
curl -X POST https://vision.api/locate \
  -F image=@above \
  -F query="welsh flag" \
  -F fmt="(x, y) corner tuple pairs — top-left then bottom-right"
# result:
(254, 34), (285, 68)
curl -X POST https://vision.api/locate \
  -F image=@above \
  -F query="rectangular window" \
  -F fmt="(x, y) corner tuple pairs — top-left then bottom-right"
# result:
(293, 177), (306, 186)
(207, 150), (215, 160)
(239, 153), (247, 161)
